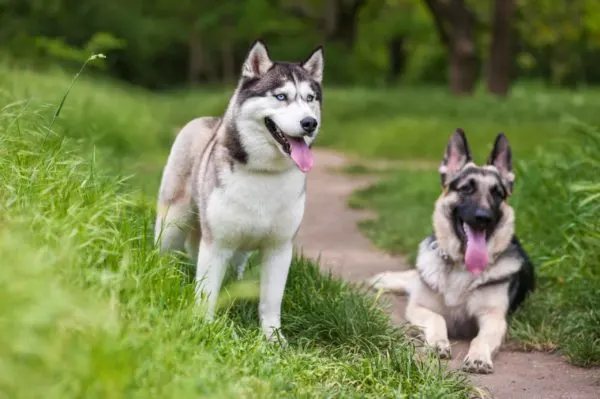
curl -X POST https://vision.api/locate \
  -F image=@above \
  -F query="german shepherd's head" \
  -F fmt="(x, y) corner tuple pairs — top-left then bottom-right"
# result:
(433, 129), (515, 275)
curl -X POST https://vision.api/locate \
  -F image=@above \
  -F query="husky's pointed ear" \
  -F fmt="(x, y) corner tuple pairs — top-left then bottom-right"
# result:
(439, 128), (472, 186)
(242, 40), (273, 79)
(488, 133), (515, 192)
(301, 46), (324, 83)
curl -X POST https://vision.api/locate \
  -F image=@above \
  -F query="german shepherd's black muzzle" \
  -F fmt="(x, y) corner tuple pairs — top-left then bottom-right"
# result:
(454, 203), (500, 242)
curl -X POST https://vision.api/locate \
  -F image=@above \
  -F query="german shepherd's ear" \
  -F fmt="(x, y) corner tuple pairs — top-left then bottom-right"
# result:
(242, 40), (273, 79)
(302, 46), (324, 84)
(439, 128), (472, 186)
(488, 133), (515, 193)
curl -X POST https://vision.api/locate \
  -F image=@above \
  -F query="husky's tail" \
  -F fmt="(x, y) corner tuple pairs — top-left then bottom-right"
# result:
(366, 270), (417, 295)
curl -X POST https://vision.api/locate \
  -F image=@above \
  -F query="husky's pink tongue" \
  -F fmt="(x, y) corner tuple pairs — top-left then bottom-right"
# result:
(288, 137), (314, 172)
(464, 224), (489, 275)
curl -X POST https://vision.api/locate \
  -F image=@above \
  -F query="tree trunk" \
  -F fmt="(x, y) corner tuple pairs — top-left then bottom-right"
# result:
(187, 33), (204, 85)
(331, 0), (366, 47)
(449, 36), (478, 95)
(221, 45), (235, 83)
(324, 0), (338, 39)
(283, 0), (366, 48)
(423, 0), (479, 95)
(486, 0), (516, 96)
(221, 24), (235, 83)
(387, 34), (406, 83)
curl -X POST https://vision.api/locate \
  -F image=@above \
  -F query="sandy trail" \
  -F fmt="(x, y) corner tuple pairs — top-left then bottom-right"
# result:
(294, 148), (599, 399)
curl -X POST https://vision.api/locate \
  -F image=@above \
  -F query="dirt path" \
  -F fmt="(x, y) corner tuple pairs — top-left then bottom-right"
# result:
(294, 149), (600, 399)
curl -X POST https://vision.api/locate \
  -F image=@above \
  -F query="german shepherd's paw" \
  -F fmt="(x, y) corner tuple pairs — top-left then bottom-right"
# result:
(415, 340), (452, 360)
(434, 340), (452, 359)
(462, 353), (494, 374)
(366, 270), (415, 294)
(367, 272), (394, 292)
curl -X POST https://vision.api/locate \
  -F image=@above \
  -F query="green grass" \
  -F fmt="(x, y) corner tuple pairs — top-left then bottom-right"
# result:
(348, 170), (438, 262)
(318, 84), (600, 161)
(5, 57), (598, 397)
(349, 121), (600, 368)
(0, 63), (476, 397)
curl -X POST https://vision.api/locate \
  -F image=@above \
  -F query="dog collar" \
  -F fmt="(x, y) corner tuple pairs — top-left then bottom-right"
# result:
(427, 235), (517, 289)
(428, 237), (456, 266)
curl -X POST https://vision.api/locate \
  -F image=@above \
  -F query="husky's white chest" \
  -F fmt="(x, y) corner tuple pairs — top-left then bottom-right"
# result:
(206, 168), (306, 249)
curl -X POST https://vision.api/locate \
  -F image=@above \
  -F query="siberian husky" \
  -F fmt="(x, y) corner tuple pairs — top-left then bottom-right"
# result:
(154, 41), (324, 343)
(369, 129), (535, 373)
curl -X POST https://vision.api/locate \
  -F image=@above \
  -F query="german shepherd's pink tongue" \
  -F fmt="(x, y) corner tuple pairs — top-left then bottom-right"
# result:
(288, 137), (313, 172)
(464, 224), (489, 275)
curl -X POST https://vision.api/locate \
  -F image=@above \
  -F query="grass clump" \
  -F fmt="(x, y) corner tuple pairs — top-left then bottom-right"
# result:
(350, 122), (600, 367)
(0, 63), (473, 397)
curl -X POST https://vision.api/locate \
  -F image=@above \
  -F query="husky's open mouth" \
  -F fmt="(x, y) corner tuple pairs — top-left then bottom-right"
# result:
(264, 117), (314, 172)
(454, 215), (490, 276)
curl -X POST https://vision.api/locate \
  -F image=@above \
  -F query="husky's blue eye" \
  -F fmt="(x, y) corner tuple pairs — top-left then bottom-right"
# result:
(274, 94), (287, 101)
(306, 94), (315, 102)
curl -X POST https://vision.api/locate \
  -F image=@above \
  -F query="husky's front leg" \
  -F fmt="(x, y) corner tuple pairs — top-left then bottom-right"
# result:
(462, 310), (506, 374)
(194, 239), (234, 321)
(259, 241), (293, 344)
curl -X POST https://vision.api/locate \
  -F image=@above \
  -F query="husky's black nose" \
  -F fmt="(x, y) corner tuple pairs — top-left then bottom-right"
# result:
(300, 117), (318, 135)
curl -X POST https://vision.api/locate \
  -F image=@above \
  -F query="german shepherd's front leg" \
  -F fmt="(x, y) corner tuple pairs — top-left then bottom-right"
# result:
(405, 302), (452, 359)
(462, 310), (507, 374)
(259, 241), (293, 345)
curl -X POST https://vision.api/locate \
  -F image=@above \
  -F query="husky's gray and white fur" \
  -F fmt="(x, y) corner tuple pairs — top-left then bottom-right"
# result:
(368, 129), (535, 374)
(154, 41), (324, 342)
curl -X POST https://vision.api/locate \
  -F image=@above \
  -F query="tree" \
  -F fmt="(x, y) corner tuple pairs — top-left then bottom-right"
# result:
(283, 0), (368, 48)
(423, 0), (479, 95)
(327, 0), (367, 47)
(387, 34), (406, 83)
(486, 0), (517, 96)
(516, 0), (594, 87)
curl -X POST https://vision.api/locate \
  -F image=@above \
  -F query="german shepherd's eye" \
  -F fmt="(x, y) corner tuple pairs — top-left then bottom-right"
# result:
(274, 94), (287, 101)
(306, 94), (315, 102)
(458, 179), (476, 195)
(491, 185), (504, 201)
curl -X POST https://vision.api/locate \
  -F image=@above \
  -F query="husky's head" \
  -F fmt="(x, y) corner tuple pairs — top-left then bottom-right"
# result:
(433, 129), (516, 275)
(230, 40), (324, 173)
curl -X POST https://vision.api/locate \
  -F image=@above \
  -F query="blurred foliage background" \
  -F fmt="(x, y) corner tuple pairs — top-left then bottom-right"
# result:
(2, 0), (600, 93)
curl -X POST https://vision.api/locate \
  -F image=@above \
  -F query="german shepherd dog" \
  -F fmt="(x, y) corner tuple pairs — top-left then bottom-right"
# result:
(368, 129), (535, 373)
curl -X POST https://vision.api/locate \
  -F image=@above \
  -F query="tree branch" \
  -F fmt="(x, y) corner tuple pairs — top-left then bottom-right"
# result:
(423, 0), (451, 48)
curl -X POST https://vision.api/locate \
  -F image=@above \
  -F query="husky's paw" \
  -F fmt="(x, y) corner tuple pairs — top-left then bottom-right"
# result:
(433, 340), (452, 359)
(462, 353), (493, 374)
(263, 328), (288, 348)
